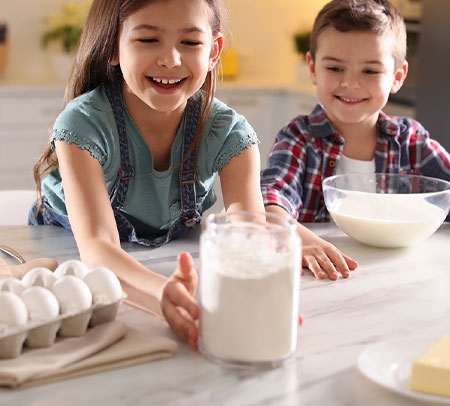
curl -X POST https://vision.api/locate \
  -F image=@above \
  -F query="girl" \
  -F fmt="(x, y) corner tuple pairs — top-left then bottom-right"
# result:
(30, 0), (264, 348)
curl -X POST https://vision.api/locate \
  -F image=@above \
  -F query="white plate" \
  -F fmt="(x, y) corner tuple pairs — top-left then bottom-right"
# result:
(357, 337), (450, 405)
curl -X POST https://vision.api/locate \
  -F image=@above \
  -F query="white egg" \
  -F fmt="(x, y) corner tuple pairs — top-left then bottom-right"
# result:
(20, 286), (60, 321)
(54, 259), (89, 279)
(51, 275), (92, 314)
(21, 267), (57, 289)
(0, 292), (28, 329)
(0, 278), (25, 295)
(83, 267), (123, 305)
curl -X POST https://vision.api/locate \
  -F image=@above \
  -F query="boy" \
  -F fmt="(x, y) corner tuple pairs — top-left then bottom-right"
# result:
(261, 0), (450, 280)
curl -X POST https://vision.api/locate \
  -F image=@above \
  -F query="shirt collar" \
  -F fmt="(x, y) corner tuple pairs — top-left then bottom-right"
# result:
(377, 110), (400, 137)
(308, 103), (337, 139)
(308, 103), (400, 139)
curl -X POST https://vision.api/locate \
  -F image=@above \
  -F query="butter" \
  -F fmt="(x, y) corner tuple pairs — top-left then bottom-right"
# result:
(409, 336), (450, 397)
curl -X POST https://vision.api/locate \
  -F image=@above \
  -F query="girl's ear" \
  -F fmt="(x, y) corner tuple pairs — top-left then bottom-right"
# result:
(110, 52), (119, 66)
(390, 60), (408, 94)
(209, 33), (224, 71)
(306, 51), (317, 86)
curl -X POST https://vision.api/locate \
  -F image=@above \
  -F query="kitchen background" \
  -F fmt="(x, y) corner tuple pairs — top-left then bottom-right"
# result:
(0, 0), (448, 194)
(0, 0), (327, 85)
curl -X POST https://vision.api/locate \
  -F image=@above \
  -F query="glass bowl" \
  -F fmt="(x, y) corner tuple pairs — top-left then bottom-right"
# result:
(322, 173), (450, 248)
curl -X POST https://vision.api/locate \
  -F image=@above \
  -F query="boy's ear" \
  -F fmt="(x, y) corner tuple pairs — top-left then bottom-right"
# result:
(306, 51), (317, 86)
(209, 33), (224, 71)
(390, 61), (408, 94)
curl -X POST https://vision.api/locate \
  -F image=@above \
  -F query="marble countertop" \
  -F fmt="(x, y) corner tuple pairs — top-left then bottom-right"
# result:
(0, 223), (449, 405)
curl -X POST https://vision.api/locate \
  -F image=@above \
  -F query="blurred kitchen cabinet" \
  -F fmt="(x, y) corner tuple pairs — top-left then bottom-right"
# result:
(216, 87), (317, 169)
(0, 85), (318, 191)
(0, 87), (65, 189)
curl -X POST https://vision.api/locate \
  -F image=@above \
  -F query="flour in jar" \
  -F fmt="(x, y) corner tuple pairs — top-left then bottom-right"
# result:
(199, 223), (300, 363)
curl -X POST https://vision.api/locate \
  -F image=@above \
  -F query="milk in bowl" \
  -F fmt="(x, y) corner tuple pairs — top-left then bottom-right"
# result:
(323, 174), (450, 248)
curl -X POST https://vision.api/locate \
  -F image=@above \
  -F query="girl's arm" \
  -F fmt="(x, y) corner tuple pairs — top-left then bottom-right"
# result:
(219, 144), (265, 213)
(54, 141), (197, 334)
(265, 204), (358, 280)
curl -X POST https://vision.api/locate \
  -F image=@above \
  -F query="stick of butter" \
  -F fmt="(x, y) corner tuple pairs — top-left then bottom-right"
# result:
(409, 336), (450, 397)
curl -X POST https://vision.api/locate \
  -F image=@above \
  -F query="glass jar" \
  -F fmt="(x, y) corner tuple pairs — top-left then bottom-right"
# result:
(199, 211), (301, 369)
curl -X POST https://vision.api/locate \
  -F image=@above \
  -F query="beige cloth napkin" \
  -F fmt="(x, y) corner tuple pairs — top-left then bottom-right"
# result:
(0, 320), (177, 389)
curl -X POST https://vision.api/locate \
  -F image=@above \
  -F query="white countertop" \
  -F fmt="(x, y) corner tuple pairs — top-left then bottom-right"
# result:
(0, 222), (448, 405)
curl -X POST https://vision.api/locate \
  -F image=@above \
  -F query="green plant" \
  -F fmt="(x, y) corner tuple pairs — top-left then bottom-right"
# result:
(42, 2), (91, 54)
(293, 31), (311, 57)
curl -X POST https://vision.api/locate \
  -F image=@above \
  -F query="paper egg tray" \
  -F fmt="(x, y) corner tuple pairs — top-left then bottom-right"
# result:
(0, 297), (125, 359)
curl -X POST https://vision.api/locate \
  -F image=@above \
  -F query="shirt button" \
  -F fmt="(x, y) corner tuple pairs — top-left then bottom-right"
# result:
(329, 160), (336, 168)
(334, 135), (340, 143)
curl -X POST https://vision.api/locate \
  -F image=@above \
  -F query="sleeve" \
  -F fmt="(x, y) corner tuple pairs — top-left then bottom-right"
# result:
(405, 119), (450, 221)
(197, 100), (259, 178)
(50, 94), (119, 177)
(260, 121), (306, 219)
(410, 120), (450, 181)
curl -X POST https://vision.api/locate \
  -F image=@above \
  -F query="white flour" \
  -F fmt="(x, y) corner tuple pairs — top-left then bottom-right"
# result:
(199, 224), (300, 363)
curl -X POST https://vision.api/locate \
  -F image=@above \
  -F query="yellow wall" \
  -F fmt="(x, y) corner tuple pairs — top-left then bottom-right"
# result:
(0, 0), (328, 84)
(224, 0), (328, 82)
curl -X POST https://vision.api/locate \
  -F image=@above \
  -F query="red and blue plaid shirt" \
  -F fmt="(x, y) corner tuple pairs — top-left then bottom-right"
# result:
(260, 103), (450, 222)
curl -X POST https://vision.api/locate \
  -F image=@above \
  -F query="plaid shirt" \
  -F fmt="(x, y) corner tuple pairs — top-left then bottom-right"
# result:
(260, 103), (450, 222)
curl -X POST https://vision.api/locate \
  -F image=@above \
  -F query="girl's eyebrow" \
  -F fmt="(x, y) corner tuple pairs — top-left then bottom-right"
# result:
(132, 24), (161, 32)
(132, 24), (206, 34)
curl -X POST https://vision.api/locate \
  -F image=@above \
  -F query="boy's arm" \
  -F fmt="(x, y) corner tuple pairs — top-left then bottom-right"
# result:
(265, 205), (358, 280)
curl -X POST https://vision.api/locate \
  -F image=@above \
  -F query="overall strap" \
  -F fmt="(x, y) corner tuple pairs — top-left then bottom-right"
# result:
(104, 83), (135, 214)
(179, 91), (203, 227)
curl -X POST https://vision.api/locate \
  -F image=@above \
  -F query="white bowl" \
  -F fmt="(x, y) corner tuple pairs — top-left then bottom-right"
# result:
(322, 173), (450, 247)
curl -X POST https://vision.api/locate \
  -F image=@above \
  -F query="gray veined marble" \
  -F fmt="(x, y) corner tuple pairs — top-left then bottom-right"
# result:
(0, 222), (449, 405)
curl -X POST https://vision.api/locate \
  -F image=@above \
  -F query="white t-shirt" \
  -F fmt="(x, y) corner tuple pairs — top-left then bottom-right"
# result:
(336, 154), (375, 175)
(335, 154), (376, 192)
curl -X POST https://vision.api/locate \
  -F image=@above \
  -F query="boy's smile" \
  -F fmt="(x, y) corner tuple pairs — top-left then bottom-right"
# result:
(307, 27), (407, 135)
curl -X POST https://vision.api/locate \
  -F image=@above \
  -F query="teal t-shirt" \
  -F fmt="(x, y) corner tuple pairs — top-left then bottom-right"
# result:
(41, 86), (258, 230)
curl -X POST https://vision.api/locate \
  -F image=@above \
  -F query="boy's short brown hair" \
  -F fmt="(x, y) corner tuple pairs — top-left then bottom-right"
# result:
(309, 0), (407, 68)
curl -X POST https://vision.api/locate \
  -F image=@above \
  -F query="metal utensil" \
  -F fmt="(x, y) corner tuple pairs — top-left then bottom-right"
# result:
(0, 245), (26, 264)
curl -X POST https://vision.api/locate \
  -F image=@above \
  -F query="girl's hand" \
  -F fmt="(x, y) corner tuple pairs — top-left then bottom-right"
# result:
(161, 252), (199, 349)
(302, 239), (358, 280)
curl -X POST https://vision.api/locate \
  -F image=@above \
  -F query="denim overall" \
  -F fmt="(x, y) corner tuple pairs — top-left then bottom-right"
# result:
(29, 83), (202, 248)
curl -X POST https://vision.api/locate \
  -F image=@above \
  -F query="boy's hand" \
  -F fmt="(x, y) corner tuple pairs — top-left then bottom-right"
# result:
(297, 223), (358, 280)
(302, 240), (358, 280)
(161, 252), (199, 349)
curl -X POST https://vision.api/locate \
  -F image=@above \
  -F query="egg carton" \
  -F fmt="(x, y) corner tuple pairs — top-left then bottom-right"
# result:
(0, 260), (125, 359)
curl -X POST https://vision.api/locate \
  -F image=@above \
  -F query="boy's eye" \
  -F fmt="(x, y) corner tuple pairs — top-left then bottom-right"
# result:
(364, 69), (379, 75)
(326, 66), (342, 72)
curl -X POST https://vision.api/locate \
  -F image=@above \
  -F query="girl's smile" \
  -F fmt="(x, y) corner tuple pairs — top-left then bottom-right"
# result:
(147, 76), (187, 94)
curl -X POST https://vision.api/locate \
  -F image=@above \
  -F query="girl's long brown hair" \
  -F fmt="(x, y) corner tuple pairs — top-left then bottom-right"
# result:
(34, 0), (229, 207)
